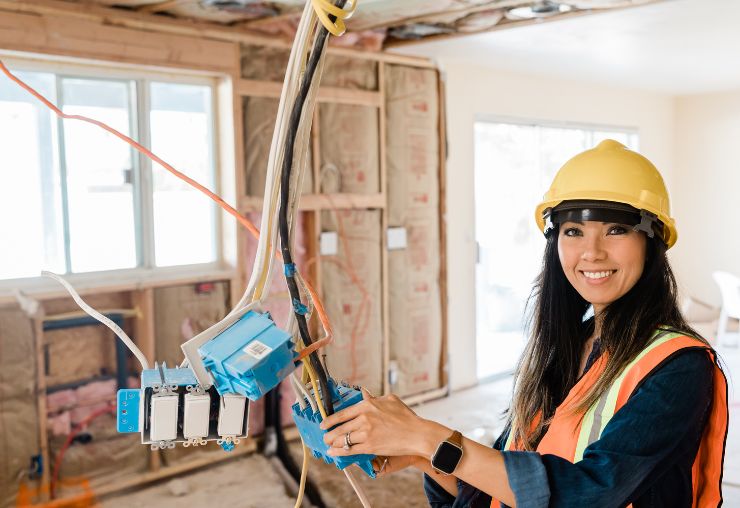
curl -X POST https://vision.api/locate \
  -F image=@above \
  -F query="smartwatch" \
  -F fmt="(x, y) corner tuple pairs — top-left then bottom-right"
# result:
(431, 430), (464, 475)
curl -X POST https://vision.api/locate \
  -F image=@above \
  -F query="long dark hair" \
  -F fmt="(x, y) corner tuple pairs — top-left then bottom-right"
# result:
(508, 224), (708, 450)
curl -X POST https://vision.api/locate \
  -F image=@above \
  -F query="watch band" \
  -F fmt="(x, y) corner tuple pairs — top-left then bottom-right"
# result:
(431, 429), (464, 475)
(447, 430), (463, 447)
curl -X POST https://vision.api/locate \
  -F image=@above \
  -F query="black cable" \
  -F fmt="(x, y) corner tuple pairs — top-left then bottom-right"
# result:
(278, 0), (348, 417)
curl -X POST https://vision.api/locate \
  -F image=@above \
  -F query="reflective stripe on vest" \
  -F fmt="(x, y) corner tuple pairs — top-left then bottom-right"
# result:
(497, 330), (728, 508)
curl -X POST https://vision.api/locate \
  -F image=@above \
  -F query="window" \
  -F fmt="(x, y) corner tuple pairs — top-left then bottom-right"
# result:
(474, 120), (638, 380)
(0, 62), (219, 282)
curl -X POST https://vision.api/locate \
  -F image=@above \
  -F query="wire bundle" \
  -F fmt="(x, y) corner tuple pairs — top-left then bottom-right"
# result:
(2, 0), (371, 504)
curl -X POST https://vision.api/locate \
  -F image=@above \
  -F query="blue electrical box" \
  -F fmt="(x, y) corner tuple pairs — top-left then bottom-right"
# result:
(198, 310), (296, 400)
(117, 389), (141, 433)
(291, 380), (376, 478)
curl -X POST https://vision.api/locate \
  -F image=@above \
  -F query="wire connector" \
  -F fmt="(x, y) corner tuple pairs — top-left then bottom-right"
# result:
(284, 263), (298, 277)
(292, 379), (377, 478)
(292, 298), (309, 315)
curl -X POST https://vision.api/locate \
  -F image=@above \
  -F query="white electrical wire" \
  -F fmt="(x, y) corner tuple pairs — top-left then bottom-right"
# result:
(41, 271), (151, 370)
(343, 467), (373, 508)
(229, 0), (318, 315)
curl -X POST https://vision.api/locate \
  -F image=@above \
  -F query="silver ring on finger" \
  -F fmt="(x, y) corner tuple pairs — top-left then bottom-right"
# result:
(343, 431), (354, 451)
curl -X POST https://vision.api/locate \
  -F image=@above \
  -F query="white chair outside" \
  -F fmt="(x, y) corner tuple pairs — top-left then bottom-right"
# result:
(712, 271), (740, 347)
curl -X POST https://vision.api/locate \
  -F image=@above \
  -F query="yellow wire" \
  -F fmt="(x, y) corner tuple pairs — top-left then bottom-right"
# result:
(314, 0), (357, 19)
(294, 440), (310, 508)
(311, 0), (358, 36)
(302, 359), (328, 420)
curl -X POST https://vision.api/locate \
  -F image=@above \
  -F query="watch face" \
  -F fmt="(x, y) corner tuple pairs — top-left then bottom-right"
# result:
(431, 441), (463, 474)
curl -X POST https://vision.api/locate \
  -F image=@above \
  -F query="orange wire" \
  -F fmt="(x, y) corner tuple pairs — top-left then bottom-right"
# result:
(0, 59), (334, 351)
(296, 202), (373, 382)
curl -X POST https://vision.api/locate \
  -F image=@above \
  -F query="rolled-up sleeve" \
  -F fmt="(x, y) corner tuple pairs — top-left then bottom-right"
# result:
(424, 473), (457, 508)
(501, 451), (551, 507)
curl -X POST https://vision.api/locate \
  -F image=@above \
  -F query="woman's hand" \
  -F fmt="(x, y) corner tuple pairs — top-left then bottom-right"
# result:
(373, 455), (424, 477)
(320, 389), (450, 459)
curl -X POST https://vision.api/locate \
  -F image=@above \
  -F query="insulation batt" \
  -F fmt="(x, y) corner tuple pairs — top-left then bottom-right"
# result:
(385, 65), (443, 397)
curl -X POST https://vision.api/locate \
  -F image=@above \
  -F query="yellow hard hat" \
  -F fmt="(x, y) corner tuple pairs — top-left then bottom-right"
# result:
(534, 139), (677, 248)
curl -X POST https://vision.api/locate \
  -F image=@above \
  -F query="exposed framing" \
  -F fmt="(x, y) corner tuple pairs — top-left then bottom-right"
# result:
(0, 2), (448, 503)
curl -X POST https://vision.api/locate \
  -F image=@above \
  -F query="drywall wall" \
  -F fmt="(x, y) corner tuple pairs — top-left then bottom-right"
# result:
(429, 60), (676, 390)
(671, 91), (740, 306)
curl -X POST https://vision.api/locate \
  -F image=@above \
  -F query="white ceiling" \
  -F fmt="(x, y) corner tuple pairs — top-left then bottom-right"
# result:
(394, 0), (740, 95)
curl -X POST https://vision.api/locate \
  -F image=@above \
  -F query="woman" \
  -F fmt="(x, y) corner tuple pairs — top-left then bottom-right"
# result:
(319, 140), (728, 507)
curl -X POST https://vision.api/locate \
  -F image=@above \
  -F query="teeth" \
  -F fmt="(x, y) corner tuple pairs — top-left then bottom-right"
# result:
(583, 270), (614, 279)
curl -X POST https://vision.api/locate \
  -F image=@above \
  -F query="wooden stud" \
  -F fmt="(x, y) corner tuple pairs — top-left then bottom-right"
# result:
(436, 70), (450, 390)
(137, 0), (191, 14)
(0, 274), (236, 307)
(230, 48), (249, 308)
(401, 386), (449, 407)
(240, 193), (385, 212)
(0, 0), (439, 68)
(310, 109), (324, 300)
(32, 310), (50, 502)
(0, 8), (238, 73)
(378, 62), (391, 396)
(235, 79), (382, 107)
(132, 288), (160, 472)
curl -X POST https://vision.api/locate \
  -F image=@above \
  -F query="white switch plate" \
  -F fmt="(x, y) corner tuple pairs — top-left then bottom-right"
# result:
(387, 227), (408, 250)
(218, 393), (246, 437)
(184, 393), (210, 439)
(320, 231), (339, 255)
(150, 394), (178, 442)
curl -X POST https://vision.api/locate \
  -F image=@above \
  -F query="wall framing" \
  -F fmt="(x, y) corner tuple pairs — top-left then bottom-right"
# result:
(0, 1), (448, 504)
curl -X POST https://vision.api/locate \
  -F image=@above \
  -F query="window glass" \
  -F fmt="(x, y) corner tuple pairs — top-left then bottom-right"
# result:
(474, 122), (638, 380)
(150, 82), (216, 267)
(0, 71), (64, 279)
(62, 78), (137, 272)
(1, 64), (221, 283)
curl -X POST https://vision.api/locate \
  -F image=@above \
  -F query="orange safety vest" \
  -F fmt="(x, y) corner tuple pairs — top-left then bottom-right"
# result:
(495, 330), (728, 508)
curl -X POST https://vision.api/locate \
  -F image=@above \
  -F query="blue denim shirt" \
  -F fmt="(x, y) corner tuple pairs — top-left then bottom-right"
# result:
(424, 348), (714, 508)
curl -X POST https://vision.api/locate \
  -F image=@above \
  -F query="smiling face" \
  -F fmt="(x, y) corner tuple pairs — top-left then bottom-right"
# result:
(558, 220), (647, 314)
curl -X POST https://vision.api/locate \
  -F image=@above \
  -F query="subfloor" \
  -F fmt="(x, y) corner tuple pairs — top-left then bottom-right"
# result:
(104, 345), (740, 507)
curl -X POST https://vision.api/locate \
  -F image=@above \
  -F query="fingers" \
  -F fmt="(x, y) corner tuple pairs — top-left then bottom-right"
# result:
(319, 402), (363, 430)
(323, 416), (365, 446)
(329, 430), (368, 450)
(361, 387), (374, 400)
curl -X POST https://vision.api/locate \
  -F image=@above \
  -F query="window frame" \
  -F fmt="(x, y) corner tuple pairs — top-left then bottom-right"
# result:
(0, 55), (231, 294)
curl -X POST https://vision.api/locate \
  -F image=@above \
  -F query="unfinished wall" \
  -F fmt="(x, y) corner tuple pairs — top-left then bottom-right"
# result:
(321, 210), (384, 394)
(243, 96), (313, 197)
(385, 65), (443, 397)
(153, 281), (230, 366)
(0, 307), (39, 508)
(318, 103), (380, 194)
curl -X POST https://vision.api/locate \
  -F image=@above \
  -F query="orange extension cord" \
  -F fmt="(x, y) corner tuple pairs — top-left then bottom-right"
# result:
(0, 59), (335, 357)
(50, 404), (116, 499)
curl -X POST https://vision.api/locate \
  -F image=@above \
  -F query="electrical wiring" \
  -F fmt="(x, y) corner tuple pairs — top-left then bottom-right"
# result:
(0, 58), (336, 362)
(50, 403), (115, 498)
(343, 467), (372, 508)
(294, 441), (310, 508)
(0, 53), (336, 352)
(41, 271), (151, 371)
(312, 0), (357, 36)
(4, 0), (371, 505)
(278, 0), (353, 419)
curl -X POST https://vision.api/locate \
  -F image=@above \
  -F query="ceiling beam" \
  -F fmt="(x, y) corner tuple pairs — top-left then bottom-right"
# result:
(138, 0), (193, 14)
